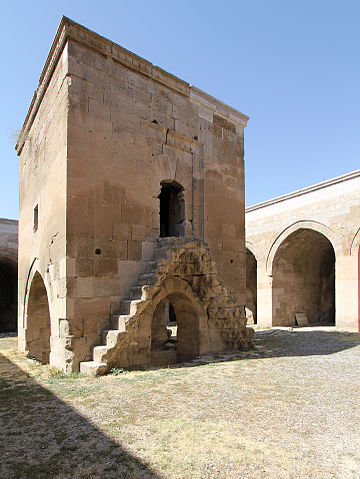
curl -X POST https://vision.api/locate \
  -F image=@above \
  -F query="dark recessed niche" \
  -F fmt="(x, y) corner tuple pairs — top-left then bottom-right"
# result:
(193, 135), (198, 141)
(230, 259), (234, 264)
(33, 204), (38, 232)
(95, 249), (102, 255)
(152, 119), (159, 125)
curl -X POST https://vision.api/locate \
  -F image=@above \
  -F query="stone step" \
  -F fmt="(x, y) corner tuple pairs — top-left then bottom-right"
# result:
(93, 345), (111, 363)
(152, 247), (171, 260)
(129, 285), (144, 299)
(145, 260), (160, 273)
(149, 349), (177, 367)
(110, 314), (131, 330)
(80, 361), (108, 376)
(120, 300), (132, 314)
(118, 300), (143, 317)
(138, 273), (157, 286)
(101, 329), (127, 347)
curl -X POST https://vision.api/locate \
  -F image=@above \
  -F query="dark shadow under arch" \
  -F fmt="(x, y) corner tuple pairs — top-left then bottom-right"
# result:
(150, 292), (200, 365)
(0, 258), (17, 332)
(272, 228), (335, 326)
(26, 272), (51, 363)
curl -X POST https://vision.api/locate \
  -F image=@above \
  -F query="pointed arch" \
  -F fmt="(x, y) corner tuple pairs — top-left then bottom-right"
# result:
(266, 220), (341, 275)
(25, 270), (51, 363)
(271, 227), (335, 326)
(350, 227), (360, 256)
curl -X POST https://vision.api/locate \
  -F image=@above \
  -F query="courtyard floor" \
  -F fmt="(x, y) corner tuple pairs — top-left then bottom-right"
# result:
(1, 327), (360, 479)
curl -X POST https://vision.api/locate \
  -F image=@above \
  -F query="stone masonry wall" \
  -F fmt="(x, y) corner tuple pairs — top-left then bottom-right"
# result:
(17, 44), (68, 368)
(64, 29), (248, 365)
(17, 18), (250, 372)
(246, 171), (360, 331)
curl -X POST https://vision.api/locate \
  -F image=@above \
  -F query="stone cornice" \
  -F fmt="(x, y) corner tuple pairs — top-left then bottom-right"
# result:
(16, 16), (249, 155)
(190, 86), (249, 127)
(246, 169), (360, 213)
(0, 218), (19, 225)
(16, 18), (68, 155)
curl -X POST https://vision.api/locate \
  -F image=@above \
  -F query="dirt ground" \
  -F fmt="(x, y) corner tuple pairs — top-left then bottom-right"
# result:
(1, 327), (360, 479)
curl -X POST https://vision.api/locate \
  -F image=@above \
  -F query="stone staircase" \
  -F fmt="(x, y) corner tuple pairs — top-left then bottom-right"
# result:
(79, 237), (253, 375)
(79, 238), (191, 375)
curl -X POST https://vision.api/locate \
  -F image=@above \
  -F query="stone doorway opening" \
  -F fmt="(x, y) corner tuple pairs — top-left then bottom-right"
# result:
(245, 249), (257, 324)
(150, 292), (199, 366)
(25, 272), (51, 363)
(272, 228), (335, 326)
(158, 180), (185, 238)
(0, 258), (17, 332)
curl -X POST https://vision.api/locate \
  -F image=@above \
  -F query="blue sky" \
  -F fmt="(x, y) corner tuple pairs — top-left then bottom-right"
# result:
(0, 0), (359, 219)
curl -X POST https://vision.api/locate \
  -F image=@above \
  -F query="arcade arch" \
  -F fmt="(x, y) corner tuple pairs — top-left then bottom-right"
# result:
(0, 257), (17, 332)
(25, 272), (51, 363)
(272, 228), (335, 326)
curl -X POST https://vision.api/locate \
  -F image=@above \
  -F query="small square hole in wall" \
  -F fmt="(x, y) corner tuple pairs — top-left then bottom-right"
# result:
(33, 204), (38, 232)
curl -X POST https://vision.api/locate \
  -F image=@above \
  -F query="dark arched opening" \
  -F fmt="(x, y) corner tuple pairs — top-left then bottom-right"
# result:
(272, 228), (335, 326)
(150, 293), (199, 366)
(158, 181), (185, 238)
(26, 272), (51, 363)
(245, 249), (257, 324)
(0, 258), (17, 332)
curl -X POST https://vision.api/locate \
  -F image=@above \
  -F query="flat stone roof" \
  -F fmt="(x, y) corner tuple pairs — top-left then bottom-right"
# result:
(246, 169), (360, 213)
(16, 16), (249, 155)
(0, 218), (18, 226)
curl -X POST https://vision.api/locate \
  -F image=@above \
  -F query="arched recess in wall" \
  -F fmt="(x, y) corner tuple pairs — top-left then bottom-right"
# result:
(150, 291), (200, 364)
(158, 180), (185, 238)
(25, 271), (51, 363)
(270, 227), (336, 327)
(0, 250), (18, 333)
(245, 243), (257, 325)
(266, 220), (341, 275)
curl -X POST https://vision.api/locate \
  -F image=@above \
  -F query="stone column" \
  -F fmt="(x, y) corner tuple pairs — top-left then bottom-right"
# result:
(335, 254), (359, 332)
(256, 261), (273, 328)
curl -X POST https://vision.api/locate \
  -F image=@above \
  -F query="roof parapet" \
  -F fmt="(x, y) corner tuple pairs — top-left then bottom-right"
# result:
(16, 16), (248, 155)
(246, 169), (360, 213)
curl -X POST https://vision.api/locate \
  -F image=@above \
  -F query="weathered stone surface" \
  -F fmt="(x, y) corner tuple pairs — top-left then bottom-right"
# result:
(16, 18), (250, 373)
(246, 170), (360, 332)
(80, 238), (253, 374)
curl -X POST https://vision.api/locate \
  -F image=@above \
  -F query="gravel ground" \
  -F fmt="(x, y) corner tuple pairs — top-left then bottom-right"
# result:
(1, 327), (360, 479)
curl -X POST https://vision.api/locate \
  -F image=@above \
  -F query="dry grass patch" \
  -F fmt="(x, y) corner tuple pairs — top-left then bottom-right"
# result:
(1, 330), (360, 478)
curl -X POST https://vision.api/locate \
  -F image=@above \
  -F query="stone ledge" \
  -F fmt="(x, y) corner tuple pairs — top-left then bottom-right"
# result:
(16, 16), (249, 155)
(190, 86), (249, 127)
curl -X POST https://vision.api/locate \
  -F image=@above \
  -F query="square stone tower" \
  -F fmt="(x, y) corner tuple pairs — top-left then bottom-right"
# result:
(16, 17), (252, 373)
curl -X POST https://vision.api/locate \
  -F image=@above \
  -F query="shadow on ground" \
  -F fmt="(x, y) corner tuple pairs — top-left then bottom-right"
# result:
(253, 328), (360, 357)
(165, 328), (360, 369)
(0, 352), (160, 479)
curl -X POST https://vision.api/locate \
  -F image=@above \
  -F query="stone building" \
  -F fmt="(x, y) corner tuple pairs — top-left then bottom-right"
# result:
(16, 17), (253, 374)
(246, 169), (360, 332)
(0, 218), (18, 333)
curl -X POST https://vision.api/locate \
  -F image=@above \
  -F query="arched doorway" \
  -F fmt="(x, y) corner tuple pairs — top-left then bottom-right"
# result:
(272, 228), (335, 326)
(26, 272), (51, 363)
(0, 258), (17, 332)
(158, 180), (185, 237)
(150, 292), (199, 365)
(245, 249), (257, 324)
